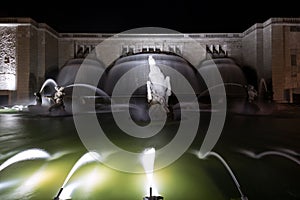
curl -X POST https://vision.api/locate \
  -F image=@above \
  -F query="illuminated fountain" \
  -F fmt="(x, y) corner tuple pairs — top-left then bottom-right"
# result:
(0, 148), (50, 172)
(39, 78), (58, 94)
(64, 83), (111, 113)
(274, 148), (300, 157)
(27, 78), (59, 114)
(65, 84), (110, 100)
(198, 58), (247, 99)
(240, 149), (300, 165)
(198, 57), (264, 115)
(27, 53), (259, 118)
(141, 148), (163, 200)
(102, 53), (204, 122)
(192, 150), (248, 200)
(54, 151), (101, 200)
(198, 83), (246, 97)
(36, 78), (58, 107)
(0, 149), (50, 198)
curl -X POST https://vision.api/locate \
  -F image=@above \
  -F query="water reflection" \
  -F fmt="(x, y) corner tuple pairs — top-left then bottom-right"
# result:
(0, 113), (300, 199)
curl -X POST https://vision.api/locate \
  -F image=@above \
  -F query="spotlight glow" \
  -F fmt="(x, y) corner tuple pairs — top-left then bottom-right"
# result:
(61, 151), (101, 188)
(59, 167), (106, 199)
(0, 180), (18, 190)
(18, 168), (45, 194)
(82, 168), (105, 193)
(11, 166), (56, 200)
(141, 148), (159, 196)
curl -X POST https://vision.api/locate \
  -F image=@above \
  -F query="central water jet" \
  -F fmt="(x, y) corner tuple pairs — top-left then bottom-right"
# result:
(141, 148), (164, 200)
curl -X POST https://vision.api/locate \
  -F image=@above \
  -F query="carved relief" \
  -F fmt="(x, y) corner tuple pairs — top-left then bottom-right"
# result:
(0, 26), (16, 90)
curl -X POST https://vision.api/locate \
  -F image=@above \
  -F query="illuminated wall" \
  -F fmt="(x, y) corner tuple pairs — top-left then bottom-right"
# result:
(1, 17), (300, 104)
(0, 26), (16, 91)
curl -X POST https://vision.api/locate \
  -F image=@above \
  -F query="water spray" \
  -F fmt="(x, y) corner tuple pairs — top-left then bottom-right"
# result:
(0, 148), (50, 172)
(141, 148), (164, 200)
(53, 151), (101, 200)
(240, 149), (300, 165)
(195, 151), (248, 200)
(39, 78), (58, 93)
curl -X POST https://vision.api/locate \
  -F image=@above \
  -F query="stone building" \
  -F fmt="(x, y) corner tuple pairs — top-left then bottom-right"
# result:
(0, 17), (300, 105)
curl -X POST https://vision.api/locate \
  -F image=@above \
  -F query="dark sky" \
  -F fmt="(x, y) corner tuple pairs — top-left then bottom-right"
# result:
(0, 1), (299, 33)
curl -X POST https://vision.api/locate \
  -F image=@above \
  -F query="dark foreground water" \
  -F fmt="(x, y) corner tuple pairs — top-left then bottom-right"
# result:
(0, 110), (300, 200)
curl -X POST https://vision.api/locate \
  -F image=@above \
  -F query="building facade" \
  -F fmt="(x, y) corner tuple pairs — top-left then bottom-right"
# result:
(1, 17), (300, 105)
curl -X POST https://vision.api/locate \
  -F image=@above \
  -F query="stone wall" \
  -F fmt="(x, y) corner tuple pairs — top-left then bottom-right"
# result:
(262, 24), (272, 86)
(67, 34), (243, 68)
(45, 30), (58, 78)
(58, 39), (74, 68)
(16, 25), (30, 102)
(2, 17), (300, 104)
(242, 24), (261, 77)
(29, 26), (39, 97)
(282, 25), (300, 102)
(271, 25), (286, 102)
(37, 29), (46, 87)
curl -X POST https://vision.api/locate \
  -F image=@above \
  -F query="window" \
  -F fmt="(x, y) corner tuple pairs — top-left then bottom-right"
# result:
(0, 95), (8, 106)
(291, 55), (297, 77)
(176, 46), (182, 55)
(290, 26), (300, 32)
(4, 56), (9, 64)
(291, 54), (297, 66)
(122, 46), (128, 55)
(168, 46), (175, 53)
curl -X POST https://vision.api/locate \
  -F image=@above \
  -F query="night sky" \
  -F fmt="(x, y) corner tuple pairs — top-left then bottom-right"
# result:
(0, 1), (299, 33)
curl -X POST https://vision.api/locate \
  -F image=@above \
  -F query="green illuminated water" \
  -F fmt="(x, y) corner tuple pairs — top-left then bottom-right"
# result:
(0, 112), (300, 200)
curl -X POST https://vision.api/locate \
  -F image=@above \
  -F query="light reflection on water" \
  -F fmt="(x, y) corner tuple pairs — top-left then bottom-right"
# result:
(0, 112), (300, 199)
(0, 114), (82, 154)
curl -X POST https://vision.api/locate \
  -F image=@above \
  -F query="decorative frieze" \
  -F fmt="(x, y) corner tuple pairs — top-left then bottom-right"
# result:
(0, 26), (16, 90)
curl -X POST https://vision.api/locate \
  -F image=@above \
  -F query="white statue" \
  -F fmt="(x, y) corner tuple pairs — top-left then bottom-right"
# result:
(146, 55), (171, 112)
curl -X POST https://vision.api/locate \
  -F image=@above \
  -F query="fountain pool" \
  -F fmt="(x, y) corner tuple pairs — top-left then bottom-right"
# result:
(0, 112), (300, 199)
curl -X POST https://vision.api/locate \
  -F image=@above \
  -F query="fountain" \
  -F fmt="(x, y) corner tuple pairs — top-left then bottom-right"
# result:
(258, 78), (275, 102)
(39, 78), (58, 94)
(65, 83), (111, 112)
(0, 148), (50, 172)
(103, 53), (204, 122)
(240, 149), (300, 165)
(26, 57), (107, 116)
(54, 151), (101, 200)
(198, 82), (246, 99)
(198, 57), (265, 115)
(274, 148), (300, 157)
(198, 58), (247, 98)
(27, 52), (242, 119)
(28, 78), (62, 115)
(141, 148), (164, 200)
(192, 150), (248, 200)
(65, 84), (110, 99)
